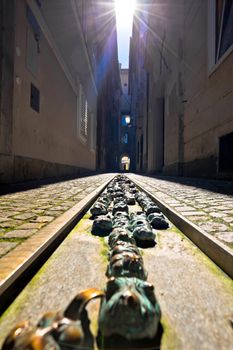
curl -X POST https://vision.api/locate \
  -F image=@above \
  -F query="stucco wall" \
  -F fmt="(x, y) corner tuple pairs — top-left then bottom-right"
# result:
(9, 0), (96, 182)
(145, 0), (233, 178)
(183, 0), (233, 177)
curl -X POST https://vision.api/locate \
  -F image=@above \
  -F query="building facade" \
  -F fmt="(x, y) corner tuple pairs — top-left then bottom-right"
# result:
(95, 2), (121, 171)
(130, 0), (233, 179)
(117, 68), (136, 172)
(0, 0), (120, 183)
(129, 12), (150, 173)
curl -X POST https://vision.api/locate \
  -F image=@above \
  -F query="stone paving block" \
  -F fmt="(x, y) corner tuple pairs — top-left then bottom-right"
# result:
(37, 205), (52, 210)
(0, 218), (11, 223)
(57, 205), (71, 210)
(31, 209), (46, 214)
(197, 222), (229, 232)
(45, 210), (63, 216)
(181, 211), (206, 216)
(174, 206), (197, 211)
(216, 232), (233, 245)
(18, 223), (44, 230)
(8, 207), (26, 212)
(3, 229), (37, 238)
(202, 207), (219, 212)
(13, 213), (36, 220)
(5, 211), (22, 217)
(165, 200), (181, 205)
(186, 216), (209, 222)
(32, 216), (54, 223)
(0, 242), (19, 256)
(223, 210), (233, 215)
(222, 217), (233, 223)
(213, 206), (233, 211)
(49, 206), (67, 211)
(209, 212), (228, 218)
(0, 220), (22, 228)
(194, 204), (208, 209)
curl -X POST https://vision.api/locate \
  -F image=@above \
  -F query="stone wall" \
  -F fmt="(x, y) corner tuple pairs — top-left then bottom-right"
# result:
(0, 0), (15, 183)
(0, 0), (102, 183)
(131, 0), (233, 179)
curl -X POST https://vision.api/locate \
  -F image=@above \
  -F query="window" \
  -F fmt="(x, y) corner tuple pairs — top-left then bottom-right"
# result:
(121, 133), (128, 144)
(90, 113), (96, 152)
(216, 0), (233, 60)
(219, 131), (233, 172)
(121, 115), (131, 126)
(209, 0), (233, 69)
(30, 83), (40, 112)
(78, 84), (89, 140)
(26, 6), (40, 76)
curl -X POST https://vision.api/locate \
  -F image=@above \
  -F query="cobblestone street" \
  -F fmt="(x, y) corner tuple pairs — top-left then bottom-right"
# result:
(128, 174), (233, 252)
(0, 173), (232, 350)
(0, 174), (114, 259)
(1, 173), (232, 266)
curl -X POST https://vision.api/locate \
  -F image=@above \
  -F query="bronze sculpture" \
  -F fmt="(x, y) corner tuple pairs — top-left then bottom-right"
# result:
(2, 175), (166, 350)
(148, 212), (169, 229)
(2, 289), (104, 350)
(97, 277), (161, 348)
(108, 228), (136, 248)
(92, 215), (113, 236)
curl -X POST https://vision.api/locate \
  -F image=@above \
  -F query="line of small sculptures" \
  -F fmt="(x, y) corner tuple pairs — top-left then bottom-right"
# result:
(2, 176), (169, 350)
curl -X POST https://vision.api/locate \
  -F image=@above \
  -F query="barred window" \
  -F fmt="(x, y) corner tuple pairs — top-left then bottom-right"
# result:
(79, 85), (88, 139)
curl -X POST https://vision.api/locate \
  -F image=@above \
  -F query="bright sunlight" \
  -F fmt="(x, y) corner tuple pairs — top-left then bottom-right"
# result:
(115, 0), (136, 67)
(115, 0), (136, 28)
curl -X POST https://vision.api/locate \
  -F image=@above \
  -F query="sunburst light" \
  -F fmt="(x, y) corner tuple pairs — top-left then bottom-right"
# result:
(115, 0), (136, 28)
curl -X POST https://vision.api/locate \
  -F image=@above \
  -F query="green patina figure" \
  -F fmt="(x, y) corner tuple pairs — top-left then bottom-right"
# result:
(98, 277), (161, 342)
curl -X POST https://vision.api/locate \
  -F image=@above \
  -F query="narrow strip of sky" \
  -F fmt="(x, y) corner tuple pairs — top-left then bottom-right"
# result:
(115, 0), (136, 68)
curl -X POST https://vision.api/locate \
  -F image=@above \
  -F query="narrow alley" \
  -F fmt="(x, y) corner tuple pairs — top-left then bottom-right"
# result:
(0, 1), (233, 349)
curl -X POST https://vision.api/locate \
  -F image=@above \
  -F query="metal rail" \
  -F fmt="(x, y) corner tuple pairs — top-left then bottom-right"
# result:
(0, 177), (115, 315)
(131, 177), (233, 279)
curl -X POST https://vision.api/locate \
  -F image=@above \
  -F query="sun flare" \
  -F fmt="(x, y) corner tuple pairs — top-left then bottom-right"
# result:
(115, 0), (136, 27)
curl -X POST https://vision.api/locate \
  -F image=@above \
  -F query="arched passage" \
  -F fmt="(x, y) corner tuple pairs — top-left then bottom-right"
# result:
(120, 154), (130, 171)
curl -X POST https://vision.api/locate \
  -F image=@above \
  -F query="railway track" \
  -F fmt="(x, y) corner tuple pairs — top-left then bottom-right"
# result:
(0, 175), (232, 349)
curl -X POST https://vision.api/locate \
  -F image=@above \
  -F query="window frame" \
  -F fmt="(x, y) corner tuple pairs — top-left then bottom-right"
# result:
(208, 0), (233, 75)
(90, 112), (96, 153)
(30, 83), (40, 113)
(78, 83), (89, 143)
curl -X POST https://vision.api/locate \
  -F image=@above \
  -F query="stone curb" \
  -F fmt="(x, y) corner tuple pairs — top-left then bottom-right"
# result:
(0, 176), (115, 298)
(131, 178), (233, 279)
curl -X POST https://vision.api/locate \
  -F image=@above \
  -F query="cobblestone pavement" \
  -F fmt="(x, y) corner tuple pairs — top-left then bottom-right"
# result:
(1, 172), (232, 263)
(0, 174), (114, 259)
(128, 174), (233, 251)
